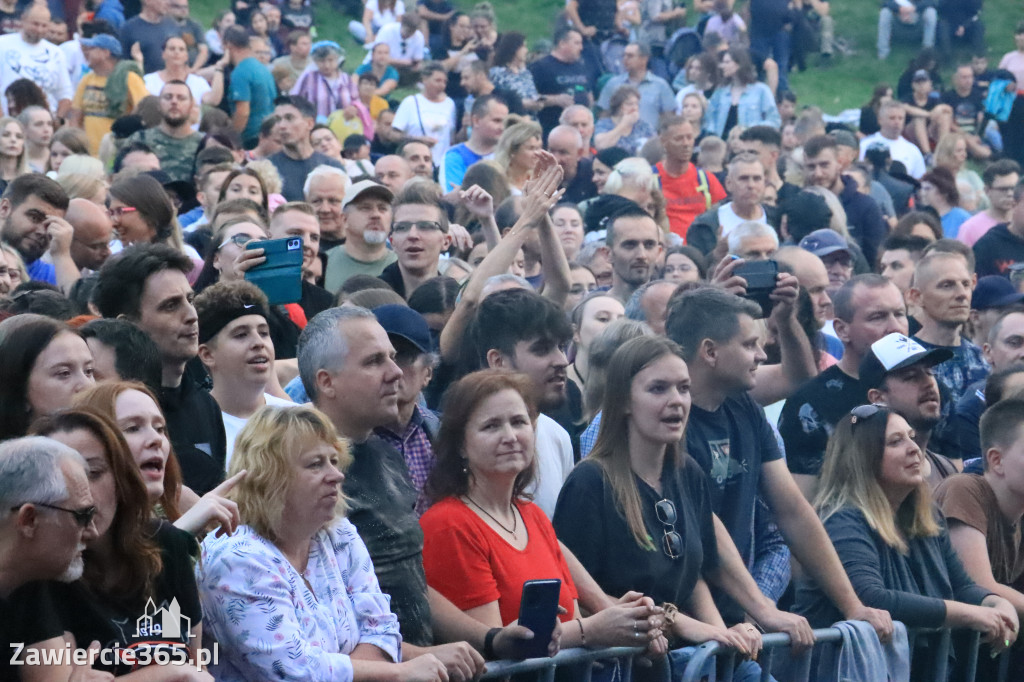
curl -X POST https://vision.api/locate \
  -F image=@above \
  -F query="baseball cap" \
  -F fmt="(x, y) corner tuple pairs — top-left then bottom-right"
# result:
(81, 33), (122, 58)
(342, 179), (394, 209)
(859, 333), (953, 389)
(972, 275), (1024, 310)
(373, 304), (432, 354)
(912, 69), (931, 83)
(799, 228), (850, 258)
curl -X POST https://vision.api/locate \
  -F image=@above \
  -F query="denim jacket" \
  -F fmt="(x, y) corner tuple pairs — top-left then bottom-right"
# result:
(706, 82), (781, 136)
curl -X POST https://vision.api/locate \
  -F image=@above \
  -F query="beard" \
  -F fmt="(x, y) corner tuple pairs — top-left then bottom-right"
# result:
(363, 229), (388, 245)
(4, 216), (45, 263)
(163, 113), (190, 128)
(57, 546), (86, 582)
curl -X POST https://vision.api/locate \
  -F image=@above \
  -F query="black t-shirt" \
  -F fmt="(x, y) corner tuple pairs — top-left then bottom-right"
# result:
(684, 391), (783, 565)
(344, 437), (433, 647)
(941, 87), (985, 134)
(7, 522), (201, 675)
(159, 375), (226, 495)
(299, 280), (334, 321)
(777, 365), (864, 477)
(553, 456), (718, 606)
(562, 157), (598, 204)
(529, 55), (592, 136)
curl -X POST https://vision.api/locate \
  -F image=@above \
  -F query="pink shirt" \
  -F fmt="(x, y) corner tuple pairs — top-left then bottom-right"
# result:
(956, 211), (1002, 246)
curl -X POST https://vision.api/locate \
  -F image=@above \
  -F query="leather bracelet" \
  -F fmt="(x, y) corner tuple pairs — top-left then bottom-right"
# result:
(483, 627), (502, 660)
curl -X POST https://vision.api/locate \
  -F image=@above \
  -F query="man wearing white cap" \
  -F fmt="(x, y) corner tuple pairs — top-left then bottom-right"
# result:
(860, 332), (958, 489)
(323, 180), (396, 293)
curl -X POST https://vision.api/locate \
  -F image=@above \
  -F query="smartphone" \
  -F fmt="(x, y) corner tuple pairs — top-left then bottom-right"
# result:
(734, 259), (778, 318)
(244, 237), (304, 306)
(517, 579), (561, 659)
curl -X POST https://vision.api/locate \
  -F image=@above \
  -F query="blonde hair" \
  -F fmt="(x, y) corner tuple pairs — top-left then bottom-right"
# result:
(245, 158), (284, 195)
(0, 242), (27, 284)
(815, 408), (939, 553)
(0, 117), (28, 177)
(603, 156), (659, 194)
(934, 132), (967, 171)
(494, 117), (542, 169)
(57, 173), (106, 201)
(57, 154), (104, 178)
(230, 405), (353, 542)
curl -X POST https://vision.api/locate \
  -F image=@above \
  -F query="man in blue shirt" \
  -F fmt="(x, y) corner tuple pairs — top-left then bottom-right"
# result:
(224, 25), (277, 149)
(596, 43), (675, 130)
(441, 95), (507, 192)
(0, 174), (76, 289)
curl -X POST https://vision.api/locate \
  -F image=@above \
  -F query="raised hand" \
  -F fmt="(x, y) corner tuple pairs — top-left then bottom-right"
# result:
(174, 470), (247, 537)
(458, 185), (495, 219)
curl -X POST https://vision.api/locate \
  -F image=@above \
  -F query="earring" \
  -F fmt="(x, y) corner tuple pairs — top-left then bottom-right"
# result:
(461, 458), (469, 474)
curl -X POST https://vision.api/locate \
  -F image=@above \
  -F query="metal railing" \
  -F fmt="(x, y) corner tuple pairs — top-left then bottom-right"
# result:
(481, 646), (646, 682)
(677, 625), (1012, 682)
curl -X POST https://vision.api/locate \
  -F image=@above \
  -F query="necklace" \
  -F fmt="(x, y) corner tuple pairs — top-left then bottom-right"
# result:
(465, 495), (517, 536)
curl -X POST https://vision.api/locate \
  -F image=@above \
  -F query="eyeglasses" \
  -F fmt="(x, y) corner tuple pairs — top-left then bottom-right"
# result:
(10, 502), (97, 528)
(219, 233), (257, 249)
(392, 220), (443, 234)
(850, 403), (884, 425)
(107, 206), (137, 219)
(990, 186), (1017, 194)
(655, 499), (682, 559)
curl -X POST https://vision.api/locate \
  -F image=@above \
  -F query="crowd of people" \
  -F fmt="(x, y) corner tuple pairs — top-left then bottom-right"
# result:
(3, 0), (1024, 679)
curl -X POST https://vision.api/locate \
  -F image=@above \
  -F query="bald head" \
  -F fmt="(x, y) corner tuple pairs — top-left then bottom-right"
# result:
(21, 3), (50, 43)
(776, 245), (832, 322)
(66, 198), (113, 271)
(375, 155), (413, 193)
(547, 125), (584, 179)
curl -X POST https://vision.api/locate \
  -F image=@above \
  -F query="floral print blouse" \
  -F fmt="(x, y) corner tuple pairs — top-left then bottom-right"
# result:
(197, 519), (402, 681)
(490, 65), (539, 101)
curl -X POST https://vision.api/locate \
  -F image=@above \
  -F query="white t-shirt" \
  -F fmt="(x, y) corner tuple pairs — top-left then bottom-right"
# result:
(59, 37), (85, 90)
(718, 202), (767, 238)
(393, 93), (457, 166)
(370, 22), (425, 64)
(529, 414), (575, 519)
(222, 394), (293, 466)
(858, 132), (926, 179)
(0, 33), (72, 115)
(367, 0), (406, 31)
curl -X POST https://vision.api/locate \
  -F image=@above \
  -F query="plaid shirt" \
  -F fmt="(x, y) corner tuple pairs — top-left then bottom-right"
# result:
(375, 405), (436, 516)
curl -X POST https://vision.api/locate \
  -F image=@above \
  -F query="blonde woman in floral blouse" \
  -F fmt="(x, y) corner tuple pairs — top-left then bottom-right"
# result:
(196, 405), (447, 682)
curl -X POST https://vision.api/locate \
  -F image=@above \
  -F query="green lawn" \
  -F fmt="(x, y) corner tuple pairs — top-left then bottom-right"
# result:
(194, 0), (1024, 113)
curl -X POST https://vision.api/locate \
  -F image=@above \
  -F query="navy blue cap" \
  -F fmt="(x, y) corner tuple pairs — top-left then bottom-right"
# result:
(373, 304), (432, 354)
(972, 275), (1024, 311)
(799, 228), (850, 258)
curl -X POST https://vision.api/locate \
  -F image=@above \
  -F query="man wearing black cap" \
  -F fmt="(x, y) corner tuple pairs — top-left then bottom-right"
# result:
(128, 80), (204, 184)
(373, 305), (439, 516)
(859, 332), (958, 489)
(195, 280), (292, 466)
(324, 179), (396, 293)
(270, 95), (344, 201)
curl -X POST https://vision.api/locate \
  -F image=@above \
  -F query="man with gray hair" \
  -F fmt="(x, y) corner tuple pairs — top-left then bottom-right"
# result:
(297, 306), (542, 672)
(595, 43), (675, 130)
(304, 164), (351, 251)
(689, 153), (770, 254)
(559, 104), (595, 157)
(0, 436), (97, 598)
(547, 124), (596, 203)
(728, 220), (779, 261)
(624, 280), (678, 335)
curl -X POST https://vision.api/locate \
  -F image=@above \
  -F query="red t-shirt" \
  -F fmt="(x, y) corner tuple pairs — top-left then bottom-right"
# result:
(656, 161), (726, 241)
(420, 498), (578, 626)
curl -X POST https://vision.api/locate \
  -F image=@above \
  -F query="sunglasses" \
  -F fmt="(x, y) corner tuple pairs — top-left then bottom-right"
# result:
(655, 499), (683, 559)
(11, 502), (97, 528)
(850, 403), (884, 425)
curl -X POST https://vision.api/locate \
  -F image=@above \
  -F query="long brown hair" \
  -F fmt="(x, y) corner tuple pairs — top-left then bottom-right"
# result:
(74, 381), (183, 521)
(589, 336), (687, 550)
(815, 406), (940, 553)
(31, 409), (163, 601)
(426, 369), (538, 504)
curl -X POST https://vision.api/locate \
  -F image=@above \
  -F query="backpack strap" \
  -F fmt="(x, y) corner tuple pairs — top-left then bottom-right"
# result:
(696, 168), (712, 211)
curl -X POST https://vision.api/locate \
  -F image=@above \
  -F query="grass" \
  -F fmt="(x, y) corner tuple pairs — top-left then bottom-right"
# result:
(193, 0), (1024, 113)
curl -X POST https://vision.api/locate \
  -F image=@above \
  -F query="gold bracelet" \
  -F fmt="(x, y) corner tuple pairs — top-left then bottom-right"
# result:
(575, 617), (586, 645)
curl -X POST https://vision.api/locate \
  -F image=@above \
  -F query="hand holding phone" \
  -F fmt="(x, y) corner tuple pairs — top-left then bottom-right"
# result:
(244, 237), (304, 305)
(733, 259), (778, 318)
(516, 579), (561, 659)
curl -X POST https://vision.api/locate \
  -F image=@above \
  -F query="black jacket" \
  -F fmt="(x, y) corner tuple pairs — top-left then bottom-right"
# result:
(973, 223), (1024, 277)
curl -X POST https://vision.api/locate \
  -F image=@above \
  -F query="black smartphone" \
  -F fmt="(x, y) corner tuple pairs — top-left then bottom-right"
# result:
(244, 237), (303, 306)
(734, 259), (778, 318)
(517, 579), (561, 659)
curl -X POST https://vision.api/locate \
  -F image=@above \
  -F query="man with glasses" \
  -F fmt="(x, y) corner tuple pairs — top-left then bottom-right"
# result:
(0, 436), (98, 600)
(66, 198), (113, 273)
(379, 183), (450, 299)
(974, 178), (1024, 278)
(128, 80), (203, 183)
(958, 160), (1021, 247)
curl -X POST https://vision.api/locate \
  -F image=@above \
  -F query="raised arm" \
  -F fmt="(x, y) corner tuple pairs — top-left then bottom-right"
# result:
(750, 273), (817, 406)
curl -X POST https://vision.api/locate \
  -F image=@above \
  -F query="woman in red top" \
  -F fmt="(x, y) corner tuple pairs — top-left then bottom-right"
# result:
(420, 369), (668, 653)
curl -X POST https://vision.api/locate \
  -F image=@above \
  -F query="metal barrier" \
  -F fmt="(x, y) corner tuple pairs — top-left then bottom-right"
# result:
(481, 646), (646, 682)
(678, 625), (1011, 682)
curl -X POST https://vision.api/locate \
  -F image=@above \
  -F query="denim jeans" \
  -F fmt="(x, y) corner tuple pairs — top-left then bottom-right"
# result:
(877, 7), (937, 59)
(751, 30), (791, 95)
(669, 646), (775, 682)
